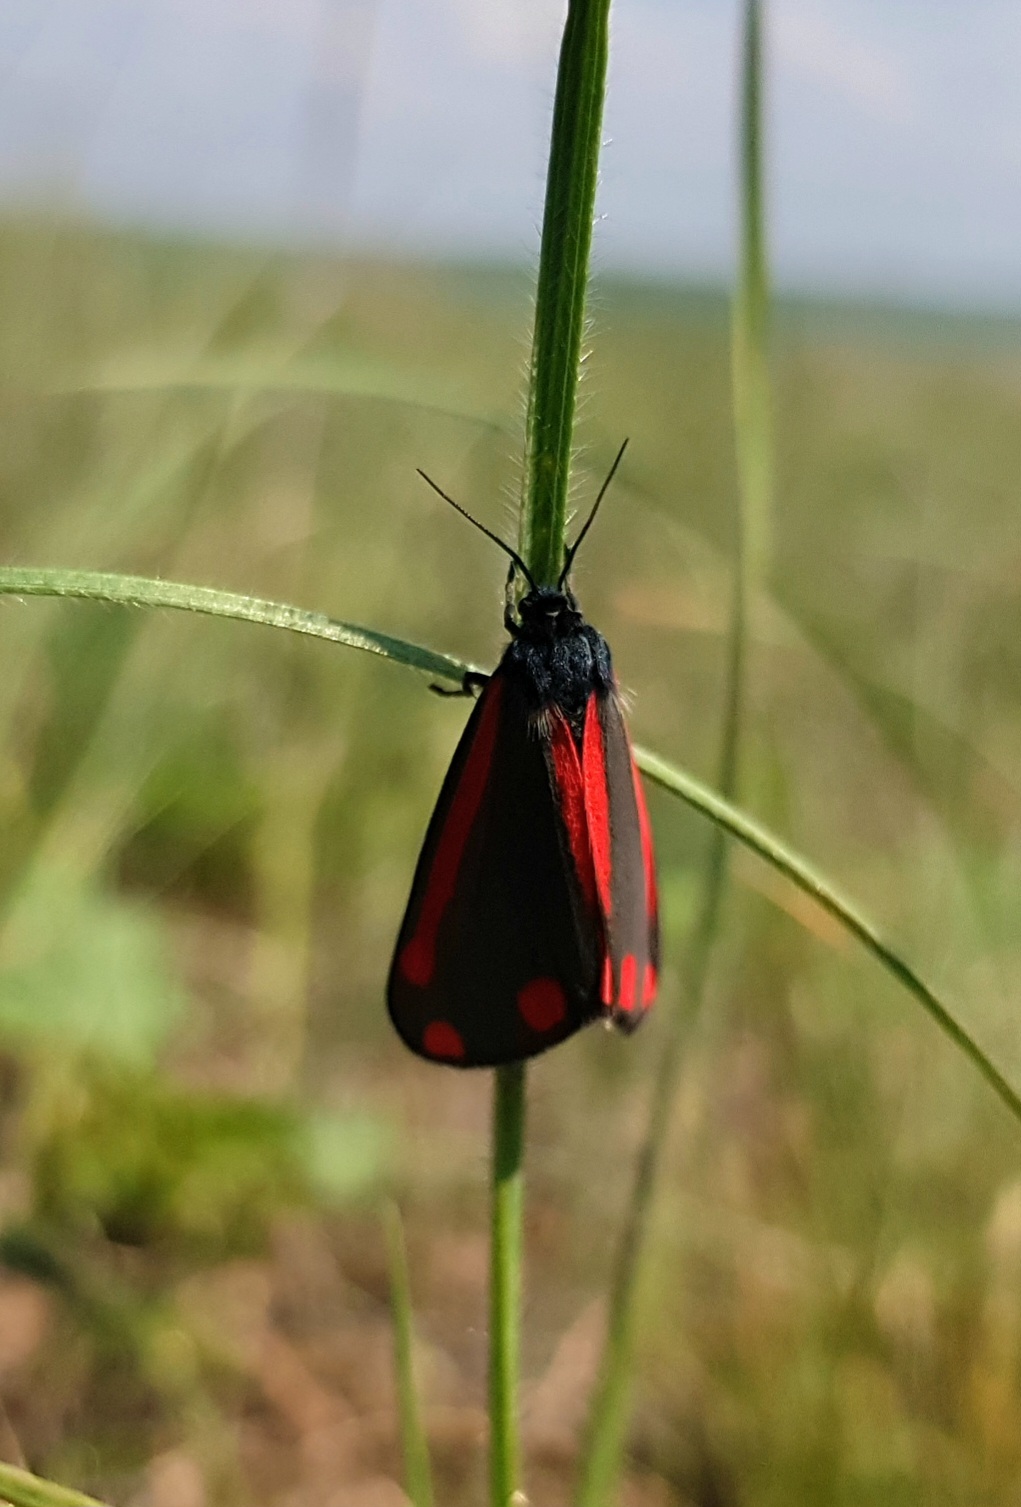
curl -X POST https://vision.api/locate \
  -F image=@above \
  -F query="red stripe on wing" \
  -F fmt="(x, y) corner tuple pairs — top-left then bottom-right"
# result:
(398, 679), (503, 988)
(583, 691), (660, 1022)
(547, 708), (598, 911)
(581, 693), (613, 917)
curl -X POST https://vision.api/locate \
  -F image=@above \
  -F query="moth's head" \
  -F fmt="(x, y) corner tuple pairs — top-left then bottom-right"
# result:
(516, 584), (582, 637)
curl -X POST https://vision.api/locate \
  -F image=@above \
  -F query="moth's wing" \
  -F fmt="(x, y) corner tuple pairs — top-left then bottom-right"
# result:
(582, 690), (659, 1031)
(387, 673), (603, 1067)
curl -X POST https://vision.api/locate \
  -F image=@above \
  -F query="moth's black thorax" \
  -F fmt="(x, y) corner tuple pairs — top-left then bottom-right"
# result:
(501, 585), (614, 734)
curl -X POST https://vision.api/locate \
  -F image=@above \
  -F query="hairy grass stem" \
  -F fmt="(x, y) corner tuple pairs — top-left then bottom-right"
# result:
(491, 0), (615, 1498)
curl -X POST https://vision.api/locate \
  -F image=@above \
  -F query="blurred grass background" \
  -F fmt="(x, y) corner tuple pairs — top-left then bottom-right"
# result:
(0, 214), (1020, 1504)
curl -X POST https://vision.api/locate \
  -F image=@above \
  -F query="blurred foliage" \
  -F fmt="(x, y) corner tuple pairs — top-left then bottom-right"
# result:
(0, 870), (185, 1064)
(0, 216), (1018, 1502)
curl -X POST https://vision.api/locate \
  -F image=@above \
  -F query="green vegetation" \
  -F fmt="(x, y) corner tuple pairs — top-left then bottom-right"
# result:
(0, 212), (1018, 1504)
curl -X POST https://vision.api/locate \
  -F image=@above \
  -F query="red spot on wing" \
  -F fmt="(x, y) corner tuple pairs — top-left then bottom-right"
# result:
(517, 978), (567, 1033)
(423, 1021), (466, 1060)
(618, 953), (638, 1011)
(400, 681), (503, 989)
(548, 710), (597, 910)
(582, 694), (613, 917)
(642, 962), (657, 1007)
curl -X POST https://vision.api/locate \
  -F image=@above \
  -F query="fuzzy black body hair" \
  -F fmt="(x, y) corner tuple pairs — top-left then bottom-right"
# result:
(499, 584), (614, 740)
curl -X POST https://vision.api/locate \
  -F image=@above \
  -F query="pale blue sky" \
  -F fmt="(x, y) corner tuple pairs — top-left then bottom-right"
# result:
(0, 0), (1019, 306)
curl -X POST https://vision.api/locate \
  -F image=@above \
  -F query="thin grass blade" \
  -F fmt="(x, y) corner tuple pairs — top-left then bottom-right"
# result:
(2, 569), (1016, 1126)
(575, 7), (769, 1501)
(0, 568), (476, 686)
(383, 1200), (436, 1507)
(0, 1461), (111, 1507)
(48, 352), (505, 431)
(635, 744), (1021, 1127)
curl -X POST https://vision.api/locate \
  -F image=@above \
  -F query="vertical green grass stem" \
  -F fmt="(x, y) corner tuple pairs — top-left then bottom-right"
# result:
(489, 1062), (527, 1507)
(732, 0), (772, 593)
(522, 0), (613, 586)
(383, 1200), (435, 1507)
(492, 2), (614, 1501)
(575, 5), (769, 1502)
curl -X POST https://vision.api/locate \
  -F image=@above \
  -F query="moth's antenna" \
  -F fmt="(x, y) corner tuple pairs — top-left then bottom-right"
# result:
(417, 470), (537, 592)
(558, 438), (629, 587)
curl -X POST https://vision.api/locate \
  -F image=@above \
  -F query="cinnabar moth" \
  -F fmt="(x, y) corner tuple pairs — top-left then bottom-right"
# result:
(387, 442), (659, 1068)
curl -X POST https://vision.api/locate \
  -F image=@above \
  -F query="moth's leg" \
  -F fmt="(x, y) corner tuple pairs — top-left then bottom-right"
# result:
(429, 670), (490, 699)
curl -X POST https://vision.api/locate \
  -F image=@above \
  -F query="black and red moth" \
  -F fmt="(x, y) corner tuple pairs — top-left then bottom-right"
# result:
(387, 448), (659, 1068)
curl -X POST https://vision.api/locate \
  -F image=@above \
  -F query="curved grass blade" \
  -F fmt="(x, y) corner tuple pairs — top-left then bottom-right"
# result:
(635, 743), (1021, 1127)
(47, 354), (507, 432)
(0, 1462), (111, 1507)
(786, 596), (1019, 848)
(627, 483), (1021, 903)
(0, 568), (476, 687)
(0, 568), (1017, 1125)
